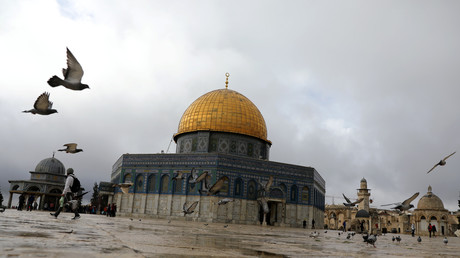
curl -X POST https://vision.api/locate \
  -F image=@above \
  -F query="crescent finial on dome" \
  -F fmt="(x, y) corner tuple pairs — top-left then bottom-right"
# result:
(225, 72), (230, 89)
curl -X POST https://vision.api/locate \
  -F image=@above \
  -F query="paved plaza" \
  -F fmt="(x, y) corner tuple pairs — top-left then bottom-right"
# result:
(0, 209), (459, 257)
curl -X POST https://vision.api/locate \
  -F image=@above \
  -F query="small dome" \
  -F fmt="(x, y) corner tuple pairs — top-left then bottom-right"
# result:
(360, 178), (368, 189)
(35, 157), (65, 175)
(416, 186), (445, 210)
(174, 88), (270, 144)
(356, 209), (370, 218)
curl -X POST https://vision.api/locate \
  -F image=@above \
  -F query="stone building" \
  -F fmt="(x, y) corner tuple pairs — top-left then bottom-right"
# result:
(101, 75), (326, 227)
(413, 186), (450, 236)
(325, 179), (459, 236)
(7, 155), (66, 210)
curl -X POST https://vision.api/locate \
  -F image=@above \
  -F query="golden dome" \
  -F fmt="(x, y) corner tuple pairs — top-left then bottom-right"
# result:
(416, 186), (446, 210)
(175, 88), (270, 144)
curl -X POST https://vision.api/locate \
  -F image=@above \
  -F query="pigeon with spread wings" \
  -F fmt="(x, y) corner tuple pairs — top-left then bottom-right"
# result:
(342, 193), (364, 207)
(47, 48), (89, 90)
(427, 152), (456, 173)
(113, 182), (133, 194)
(381, 192), (419, 212)
(183, 201), (199, 216)
(58, 143), (83, 154)
(23, 92), (57, 115)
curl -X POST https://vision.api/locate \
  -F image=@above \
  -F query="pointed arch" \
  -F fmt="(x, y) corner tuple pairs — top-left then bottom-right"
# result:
(160, 174), (170, 194)
(234, 178), (243, 197)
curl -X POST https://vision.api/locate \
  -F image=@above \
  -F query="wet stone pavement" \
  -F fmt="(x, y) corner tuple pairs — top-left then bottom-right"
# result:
(0, 210), (459, 257)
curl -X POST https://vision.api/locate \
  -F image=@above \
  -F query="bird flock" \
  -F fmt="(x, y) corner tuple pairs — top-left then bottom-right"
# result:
(379, 151), (456, 212)
(22, 47), (87, 154)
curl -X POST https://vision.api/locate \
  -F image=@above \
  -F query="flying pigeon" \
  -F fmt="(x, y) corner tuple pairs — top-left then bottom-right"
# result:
(427, 152), (456, 173)
(217, 198), (234, 205)
(58, 143), (83, 154)
(23, 92), (57, 115)
(443, 237), (448, 245)
(113, 182), (133, 194)
(342, 193), (364, 207)
(258, 197), (269, 214)
(47, 48), (89, 90)
(172, 171), (186, 181)
(183, 201), (199, 216)
(258, 175), (274, 195)
(381, 192), (419, 212)
(417, 236), (421, 243)
(207, 177), (226, 196)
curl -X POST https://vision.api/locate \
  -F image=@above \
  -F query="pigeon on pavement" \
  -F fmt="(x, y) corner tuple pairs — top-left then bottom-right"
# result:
(47, 48), (89, 90)
(443, 237), (448, 245)
(417, 236), (422, 243)
(58, 143), (83, 154)
(427, 152), (456, 173)
(23, 92), (57, 115)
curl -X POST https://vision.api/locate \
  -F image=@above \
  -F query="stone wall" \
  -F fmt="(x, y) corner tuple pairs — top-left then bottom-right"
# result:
(114, 192), (323, 228)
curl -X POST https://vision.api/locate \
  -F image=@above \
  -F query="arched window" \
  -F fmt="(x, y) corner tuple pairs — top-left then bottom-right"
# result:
(123, 173), (132, 183)
(27, 186), (40, 192)
(247, 180), (257, 200)
(301, 186), (309, 203)
(160, 174), (169, 194)
(279, 183), (287, 196)
(173, 178), (183, 194)
(290, 185), (298, 202)
(135, 175), (144, 193)
(234, 178), (243, 197)
(430, 216), (437, 221)
(148, 175), (156, 193)
(421, 216), (426, 220)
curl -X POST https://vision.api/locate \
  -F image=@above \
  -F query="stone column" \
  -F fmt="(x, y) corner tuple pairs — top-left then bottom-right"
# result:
(8, 192), (13, 208)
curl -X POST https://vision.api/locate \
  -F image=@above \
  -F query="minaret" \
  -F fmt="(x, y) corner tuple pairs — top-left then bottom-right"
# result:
(357, 178), (371, 211)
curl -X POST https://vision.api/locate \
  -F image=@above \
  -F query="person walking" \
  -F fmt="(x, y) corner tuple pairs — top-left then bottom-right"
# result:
(432, 224), (437, 237)
(411, 223), (415, 237)
(50, 168), (81, 219)
(428, 223), (432, 238)
(312, 219), (315, 229)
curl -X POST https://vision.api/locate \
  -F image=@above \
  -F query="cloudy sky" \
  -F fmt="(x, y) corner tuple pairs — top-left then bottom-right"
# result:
(1, 0), (459, 211)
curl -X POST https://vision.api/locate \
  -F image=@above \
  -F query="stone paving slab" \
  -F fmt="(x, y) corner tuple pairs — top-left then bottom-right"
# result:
(0, 210), (459, 257)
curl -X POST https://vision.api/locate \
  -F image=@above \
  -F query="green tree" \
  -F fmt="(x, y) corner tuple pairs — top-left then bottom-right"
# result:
(90, 182), (99, 208)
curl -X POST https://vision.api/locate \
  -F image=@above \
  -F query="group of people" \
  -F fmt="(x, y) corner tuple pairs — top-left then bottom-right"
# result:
(17, 194), (38, 211)
(428, 223), (438, 237)
(103, 203), (117, 217)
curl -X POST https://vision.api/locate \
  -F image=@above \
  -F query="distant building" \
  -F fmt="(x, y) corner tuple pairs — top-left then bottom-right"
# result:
(325, 179), (459, 235)
(100, 75), (326, 227)
(7, 155), (66, 210)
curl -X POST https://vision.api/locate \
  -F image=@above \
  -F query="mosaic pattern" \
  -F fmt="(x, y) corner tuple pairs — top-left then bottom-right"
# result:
(175, 89), (270, 143)
(112, 153), (326, 210)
